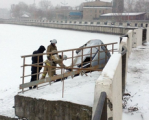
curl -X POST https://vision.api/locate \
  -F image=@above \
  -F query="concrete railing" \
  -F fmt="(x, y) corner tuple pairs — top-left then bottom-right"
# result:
(92, 27), (148, 120)
(3, 19), (149, 27)
(147, 27), (149, 42)
(1, 19), (149, 35)
(92, 53), (123, 120)
(1, 19), (149, 28)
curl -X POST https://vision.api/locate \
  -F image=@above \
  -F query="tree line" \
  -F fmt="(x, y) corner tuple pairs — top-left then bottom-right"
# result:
(124, 0), (149, 12)
(11, 1), (63, 19)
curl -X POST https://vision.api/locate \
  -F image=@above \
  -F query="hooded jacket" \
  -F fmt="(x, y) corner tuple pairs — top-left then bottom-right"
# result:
(31, 45), (46, 72)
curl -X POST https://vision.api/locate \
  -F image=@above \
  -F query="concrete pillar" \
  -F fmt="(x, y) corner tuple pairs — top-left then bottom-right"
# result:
(133, 28), (143, 47)
(93, 22), (96, 25)
(115, 22), (119, 27)
(119, 37), (129, 95)
(82, 21), (85, 24)
(143, 23), (146, 27)
(62, 20), (65, 24)
(130, 23), (135, 27)
(92, 54), (122, 120)
(123, 22), (127, 27)
(127, 30), (133, 57)
(100, 22), (104, 26)
(147, 27), (149, 42)
(107, 21), (111, 25)
(76, 21), (79, 24)
(138, 23), (141, 27)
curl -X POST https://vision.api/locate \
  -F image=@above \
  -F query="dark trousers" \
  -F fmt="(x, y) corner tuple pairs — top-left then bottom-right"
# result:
(29, 70), (40, 89)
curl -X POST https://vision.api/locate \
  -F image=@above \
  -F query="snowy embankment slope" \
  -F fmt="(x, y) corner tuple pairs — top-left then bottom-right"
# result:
(0, 24), (119, 117)
(122, 43), (149, 120)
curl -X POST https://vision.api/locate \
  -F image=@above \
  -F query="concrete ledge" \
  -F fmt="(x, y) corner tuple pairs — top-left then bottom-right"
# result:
(0, 115), (17, 120)
(0, 20), (139, 35)
(133, 28), (143, 47)
(15, 95), (92, 120)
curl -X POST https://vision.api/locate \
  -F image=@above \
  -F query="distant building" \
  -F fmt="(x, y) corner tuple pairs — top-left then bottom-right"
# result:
(21, 14), (29, 18)
(100, 12), (146, 21)
(0, 9), (10, 19)
(20, 11), (31, 19)
(83, 1), (112, 20)
(54, 6), (72, 19)
(50, 6), (82, 20)
(145, 13), (149, 20)
(69, 12), (82, 19)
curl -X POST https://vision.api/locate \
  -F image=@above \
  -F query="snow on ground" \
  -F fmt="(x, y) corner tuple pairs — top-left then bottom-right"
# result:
(122, 43), (149, 120)
(0, 24), (119, 117)
(20, 71), (101, 107)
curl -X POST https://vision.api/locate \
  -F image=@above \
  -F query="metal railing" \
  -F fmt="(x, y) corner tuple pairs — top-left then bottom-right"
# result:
(92, 92), (107, 120)
(20, 42), (117, 94)
(120, 34), (128, 96)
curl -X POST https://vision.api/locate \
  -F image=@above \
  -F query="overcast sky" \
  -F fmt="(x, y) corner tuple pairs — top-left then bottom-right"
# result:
(0, 0), (112, 9)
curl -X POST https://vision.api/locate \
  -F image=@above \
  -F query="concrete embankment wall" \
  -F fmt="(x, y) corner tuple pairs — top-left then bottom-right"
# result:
(92, 27), (149, 120)
(15, 95), (92, 120)
(92, 53), (122, 120)
(0, 115), (17, 120)
(1, 19), (139, 35)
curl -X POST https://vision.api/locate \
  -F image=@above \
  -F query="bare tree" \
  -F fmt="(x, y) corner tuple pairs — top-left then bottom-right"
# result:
(10, 2), (28, 18)
(78, 3), (84, 11)
(28, 4), (37, 18)
(134, 0), (149, 12)
(39, 0), (51, 11)
(18, 2), (28, 11)
(124, 0), (135, 12)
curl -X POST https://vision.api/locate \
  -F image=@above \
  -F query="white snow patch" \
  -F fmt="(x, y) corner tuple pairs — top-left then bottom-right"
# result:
(122, 43), (149, 120)
(101, 53), (121, 79)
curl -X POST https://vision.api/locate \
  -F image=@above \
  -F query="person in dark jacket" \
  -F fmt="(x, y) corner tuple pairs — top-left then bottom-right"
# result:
(29, 45), (46, 89)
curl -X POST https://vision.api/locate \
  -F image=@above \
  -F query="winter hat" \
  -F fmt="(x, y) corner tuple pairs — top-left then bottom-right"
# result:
(50, 39), (57, 44)
(39, 45), (46, 52)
